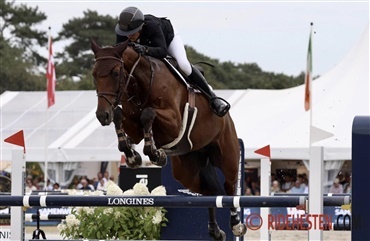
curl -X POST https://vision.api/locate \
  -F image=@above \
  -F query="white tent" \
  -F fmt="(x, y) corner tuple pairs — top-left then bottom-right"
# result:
(1, 27), (368, 166)
(230, 26), (369, 160)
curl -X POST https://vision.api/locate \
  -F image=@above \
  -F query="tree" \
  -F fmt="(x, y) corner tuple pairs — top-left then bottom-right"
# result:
(56, 10), (117, 87)
(0, 0), (47, 93)
(0, 0), (48, 65)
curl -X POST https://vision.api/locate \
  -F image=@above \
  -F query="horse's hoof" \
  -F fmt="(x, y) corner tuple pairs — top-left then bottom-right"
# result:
(232, 222), (247, 237)
(126, 156), (142, 169)
(151, 149), (167, 166)
(126, 150), (142, 168)
(209, 230), (226, 241)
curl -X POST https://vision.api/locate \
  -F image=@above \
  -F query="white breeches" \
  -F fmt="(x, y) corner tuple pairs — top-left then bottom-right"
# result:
(167, 28), (192, 76)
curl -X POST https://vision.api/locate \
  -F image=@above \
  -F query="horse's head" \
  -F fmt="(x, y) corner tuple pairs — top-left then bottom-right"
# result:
(91, 40), (128, 126)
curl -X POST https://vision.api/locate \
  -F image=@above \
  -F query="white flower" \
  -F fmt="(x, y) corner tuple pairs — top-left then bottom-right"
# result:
(114, 211), (122, 219)
(151, 185), (166, 196)
(66, 189), (78, 195)
(106, 181), (123, 195)
(133, 183), (150, 195)
(90, 190), (104, 196)
(75, 207), (83, 214)
(152, 210), (162, 224)
(103, 208), (113, 215)
(57, 223), (66, 232)
(83, 207), (95, 215)
(123, 189), (135, 195)
(65, 214), (80, 227)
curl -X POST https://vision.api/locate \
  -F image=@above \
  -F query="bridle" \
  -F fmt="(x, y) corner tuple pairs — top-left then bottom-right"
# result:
(95, 54), (141, 109)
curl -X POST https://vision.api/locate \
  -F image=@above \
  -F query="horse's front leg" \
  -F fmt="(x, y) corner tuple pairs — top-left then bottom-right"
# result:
(113, 107), (142, 168)
(140, 107), (167, 166)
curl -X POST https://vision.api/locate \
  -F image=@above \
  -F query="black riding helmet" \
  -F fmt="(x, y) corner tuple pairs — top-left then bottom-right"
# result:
(115, 6), (145, 36)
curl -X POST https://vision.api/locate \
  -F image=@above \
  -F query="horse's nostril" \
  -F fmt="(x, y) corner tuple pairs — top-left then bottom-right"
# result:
(105, 112), (110, 123)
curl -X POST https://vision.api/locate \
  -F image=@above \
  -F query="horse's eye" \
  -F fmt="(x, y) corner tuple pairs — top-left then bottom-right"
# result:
(112, 71), (119, 78)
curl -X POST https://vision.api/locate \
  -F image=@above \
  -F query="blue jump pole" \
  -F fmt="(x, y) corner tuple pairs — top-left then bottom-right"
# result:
(0, 195), (348, 208)
(0, 195), (308, 208)
(352, 116), (370, 241)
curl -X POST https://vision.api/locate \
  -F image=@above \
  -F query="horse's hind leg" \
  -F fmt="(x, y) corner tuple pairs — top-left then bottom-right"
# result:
(140, 107), (167, 166)
(208, 208), (226, 241)
(113, 107), (142, 168)
(199, 160), (226, 241)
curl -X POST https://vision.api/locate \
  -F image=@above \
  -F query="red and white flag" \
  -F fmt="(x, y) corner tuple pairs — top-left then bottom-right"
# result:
(304, 23), (313, 111)
(46, 35), (56, 108)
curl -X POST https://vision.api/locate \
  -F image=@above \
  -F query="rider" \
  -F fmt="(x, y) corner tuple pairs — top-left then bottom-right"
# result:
(115, 6), (230, 117)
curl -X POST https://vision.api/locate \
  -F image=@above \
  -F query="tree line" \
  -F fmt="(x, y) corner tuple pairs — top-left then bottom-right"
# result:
(0, 0), (305, 94)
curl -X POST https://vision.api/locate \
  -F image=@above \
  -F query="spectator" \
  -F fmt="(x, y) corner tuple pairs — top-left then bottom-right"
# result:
(46, 179), (53, 191)
(270, 180), (281, 194)
(297, 174), (307, 190)
(69, 177), (80, 189)
(103, 171), (110, 182)
(342, 173), (351, 193)
(96, 178), (107, 191)
(250, 180), (260, 196)
(79, 178), (93, 191)
(244, 187), (252, 196)
(93, 172), (104, 190)
(329, 178), (343, 194)
(53, 183), (61, 191)
(289, 180), (304, 193)
(281, 174), (294, 192)
(25, 179), (37, 194)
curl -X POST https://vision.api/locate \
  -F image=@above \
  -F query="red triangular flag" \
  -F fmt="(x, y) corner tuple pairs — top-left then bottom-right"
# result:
(254, 145), (270, 158)
(4, 130), (26, 153)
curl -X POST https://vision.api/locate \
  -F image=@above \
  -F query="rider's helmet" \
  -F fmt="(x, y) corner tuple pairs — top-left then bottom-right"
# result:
(115, 7), (145, 36)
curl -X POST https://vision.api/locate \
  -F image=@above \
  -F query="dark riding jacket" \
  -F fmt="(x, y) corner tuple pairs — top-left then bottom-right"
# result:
(116, 14), (175, 58)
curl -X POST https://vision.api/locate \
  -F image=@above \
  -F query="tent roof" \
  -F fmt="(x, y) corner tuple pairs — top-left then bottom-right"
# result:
(1, 28), (368, 162)
(230, 26), (369, 160)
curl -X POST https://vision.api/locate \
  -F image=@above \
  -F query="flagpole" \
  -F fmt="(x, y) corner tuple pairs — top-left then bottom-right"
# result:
(305, 22), (314, 148)
(310, 23), (313, 147)
(44, 27), (51, 190)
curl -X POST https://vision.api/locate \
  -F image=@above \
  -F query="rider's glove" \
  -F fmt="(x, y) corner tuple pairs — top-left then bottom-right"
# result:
(133, 43), (148, 54)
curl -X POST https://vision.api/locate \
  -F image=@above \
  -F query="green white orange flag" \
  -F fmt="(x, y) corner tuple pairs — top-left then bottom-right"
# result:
(304, 23), (313, 111)
(46, 33), (56, 108)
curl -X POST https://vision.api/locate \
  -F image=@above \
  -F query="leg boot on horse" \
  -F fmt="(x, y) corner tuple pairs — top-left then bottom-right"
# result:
(113, 107), (142, 168)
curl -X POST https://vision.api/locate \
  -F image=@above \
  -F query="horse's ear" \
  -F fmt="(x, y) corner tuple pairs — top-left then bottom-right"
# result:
(115, 40), (129, 56)
(91, 39), (101, 55)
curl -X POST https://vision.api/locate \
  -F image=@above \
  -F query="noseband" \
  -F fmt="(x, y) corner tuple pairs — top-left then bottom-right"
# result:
(95, 55), (141, 109)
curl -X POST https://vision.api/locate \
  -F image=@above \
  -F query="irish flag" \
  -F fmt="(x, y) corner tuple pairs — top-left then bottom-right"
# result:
(304, 23), (313, 111)
(46, 35), (56, 108)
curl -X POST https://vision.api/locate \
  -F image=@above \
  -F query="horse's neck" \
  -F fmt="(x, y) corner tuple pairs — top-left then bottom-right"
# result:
(123, 47), (143, 68)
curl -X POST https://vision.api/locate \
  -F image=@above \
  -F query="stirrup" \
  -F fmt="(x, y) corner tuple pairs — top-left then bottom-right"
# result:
(210, 97), (230, 117)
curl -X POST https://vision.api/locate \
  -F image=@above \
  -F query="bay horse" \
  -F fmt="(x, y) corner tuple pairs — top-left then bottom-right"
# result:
(91, 40), (246, 240)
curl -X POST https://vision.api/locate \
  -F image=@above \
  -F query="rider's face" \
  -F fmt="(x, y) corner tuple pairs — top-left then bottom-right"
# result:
(128, 31), (140, 42)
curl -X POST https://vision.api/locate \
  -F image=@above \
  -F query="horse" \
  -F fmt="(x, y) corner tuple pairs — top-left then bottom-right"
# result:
(91, 39), (247, 241)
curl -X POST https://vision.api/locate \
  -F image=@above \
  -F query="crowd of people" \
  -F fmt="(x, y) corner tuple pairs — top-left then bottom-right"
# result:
(24, 171), (116, 194)
(244, 171), (351, 195)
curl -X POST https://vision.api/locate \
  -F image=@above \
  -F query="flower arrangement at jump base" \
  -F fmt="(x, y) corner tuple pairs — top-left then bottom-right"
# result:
(57, 181), (168, 240)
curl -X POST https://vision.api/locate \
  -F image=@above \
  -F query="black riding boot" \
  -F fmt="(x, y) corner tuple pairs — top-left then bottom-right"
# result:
(187, 66), (230, 117)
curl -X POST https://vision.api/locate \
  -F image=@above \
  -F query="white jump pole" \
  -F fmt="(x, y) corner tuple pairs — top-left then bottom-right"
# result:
(11, 149), (25, 241)
(308, 146), (323, 241)
(260, 158), (271, 241)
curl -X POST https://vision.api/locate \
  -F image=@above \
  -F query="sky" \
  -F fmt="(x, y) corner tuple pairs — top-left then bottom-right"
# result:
(15, 0), (369, 76)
